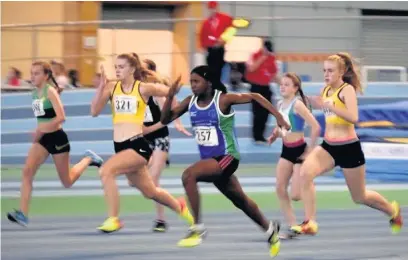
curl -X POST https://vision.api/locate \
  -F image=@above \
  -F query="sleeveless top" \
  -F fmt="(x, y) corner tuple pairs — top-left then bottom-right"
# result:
(321, 83), (353, 126)
(278, 97), (306, 133)
(111, 80), (146, 125)
(32, 84), (56, 122)
(188, 90), (240, 160)
(143, 96), (169, 140)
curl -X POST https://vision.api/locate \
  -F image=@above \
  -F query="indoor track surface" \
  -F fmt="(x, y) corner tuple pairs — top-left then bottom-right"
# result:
(2, 208), (407, 260)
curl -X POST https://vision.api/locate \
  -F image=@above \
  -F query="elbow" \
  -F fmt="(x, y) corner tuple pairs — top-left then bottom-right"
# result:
(57, 116), (66, 124)
(160, 118), (169, 125)
(90, 106), (98, 117)
(251, 93), (261, 100)
(312, 124), (322, 136)
(350, 116), (359, 124)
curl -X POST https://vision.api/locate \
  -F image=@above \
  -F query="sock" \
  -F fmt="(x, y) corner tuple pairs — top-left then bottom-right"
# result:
(266, 221), (274, 237)
(194, 223), (205, 231)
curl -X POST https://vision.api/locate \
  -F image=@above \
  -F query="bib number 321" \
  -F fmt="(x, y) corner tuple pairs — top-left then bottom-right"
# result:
(114, 95), (137, 114)
(194, 126), (218, 146)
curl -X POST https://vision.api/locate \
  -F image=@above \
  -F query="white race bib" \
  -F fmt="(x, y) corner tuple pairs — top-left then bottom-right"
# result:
(114, 95), (138, 114)
(144, 106), (153, 123)
(323, 99), (335, 116)
(32, 99), (45, 117)
(194, 126), (218, 146)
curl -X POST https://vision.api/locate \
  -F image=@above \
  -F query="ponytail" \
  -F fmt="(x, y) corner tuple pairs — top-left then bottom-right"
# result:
(298, 88), (311, 111)
(212, 81), (228, 94)
(330, 52), (363, 94)
(49, 73), (62, 94)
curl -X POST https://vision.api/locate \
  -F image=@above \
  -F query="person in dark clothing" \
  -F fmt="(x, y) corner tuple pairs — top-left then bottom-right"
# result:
(245, 39), (278, 144)
(199, 1), (233, 83)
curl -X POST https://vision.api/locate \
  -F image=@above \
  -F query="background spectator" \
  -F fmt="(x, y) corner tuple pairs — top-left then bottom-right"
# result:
(245, 38), (278, 144)
(6, 67), (22, 87)
(199, 1), (233, 83)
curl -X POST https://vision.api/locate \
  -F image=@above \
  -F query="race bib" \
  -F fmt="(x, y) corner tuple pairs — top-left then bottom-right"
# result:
(114, 95), (137, 114)
(194, 126), (218, 146)
(144, 106), (153, 123)
(280, 112), (291, 129)
(32, 99), (45, 117)
(323, 99), (335, 116)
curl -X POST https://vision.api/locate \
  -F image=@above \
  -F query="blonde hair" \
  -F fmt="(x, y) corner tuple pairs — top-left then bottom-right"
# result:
(327, 52), (362, 94)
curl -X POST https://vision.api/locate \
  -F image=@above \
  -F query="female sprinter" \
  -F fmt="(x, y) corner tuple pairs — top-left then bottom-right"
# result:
(267, 73), (320, 239)
(141, 58), (192, 232)
(161, 65), (291, 258)
(7, 61), (103, 226)
(90, 53), (194, 233)
(293, 52), (403, 235)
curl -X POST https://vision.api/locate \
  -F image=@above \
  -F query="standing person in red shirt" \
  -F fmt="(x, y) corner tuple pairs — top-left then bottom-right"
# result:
(245, 39), (278, 144)
(199, 1), (233, 83)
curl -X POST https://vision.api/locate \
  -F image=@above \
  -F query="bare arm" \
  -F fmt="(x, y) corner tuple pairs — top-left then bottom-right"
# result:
(308, 87), (327, 110)
(161, 95), (192, 125)
(91, 81), (113, 117)
(140, 82), (169, 100)
(154, 96), (192, 136)
(326, 85), (359, 124)
(222, 93), (290, 129)
(294, 100), (321, 148)
(91, 66), (112, 117)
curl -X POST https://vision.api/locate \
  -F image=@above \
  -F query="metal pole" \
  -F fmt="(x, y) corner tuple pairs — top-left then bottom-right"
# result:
(32, 26), (38, 62)
(188, 6), (195, 71)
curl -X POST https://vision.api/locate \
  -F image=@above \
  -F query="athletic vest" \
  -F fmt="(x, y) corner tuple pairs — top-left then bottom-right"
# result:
(111, 80), (146, 125)
(143, 96), (169, 140)
(278, 97), (306, 133)
(322, 83), (353, 126)
(32, 84), (56, 122)
(188, 90), (240, 160)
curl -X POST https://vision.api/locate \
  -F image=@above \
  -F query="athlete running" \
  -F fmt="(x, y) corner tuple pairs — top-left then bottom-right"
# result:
(7, 61), (102, 226)
(90, 53), (194, 233)
(161, 65), (291, 257)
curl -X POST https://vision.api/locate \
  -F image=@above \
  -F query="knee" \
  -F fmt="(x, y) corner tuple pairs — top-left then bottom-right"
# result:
(290, 192), (301, 201)
(276, 185), (288, 199)
(299, 164), (315, 186)
(351, 191), (366, 205)
(181, 169), (196, 186)
(98, 166), (113, 183)
(22, 167), (35, 182)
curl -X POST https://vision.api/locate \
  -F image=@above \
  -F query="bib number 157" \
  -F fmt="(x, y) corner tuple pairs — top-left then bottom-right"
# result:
(194, 127), (218, 146)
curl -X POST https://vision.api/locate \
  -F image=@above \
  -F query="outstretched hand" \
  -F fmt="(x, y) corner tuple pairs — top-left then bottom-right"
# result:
(168, 75), (182, 97)
(98, 65), (108, 89)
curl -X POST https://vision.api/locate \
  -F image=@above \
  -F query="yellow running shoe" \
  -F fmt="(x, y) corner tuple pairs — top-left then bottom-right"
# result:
(390, 201), (403, 234)
(97, 217), (123, 233)
(291, 220), (318, 235)
(178, 197), (194, 226)
(268, 221), (281, 258)
(177, 226), (207, 248)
